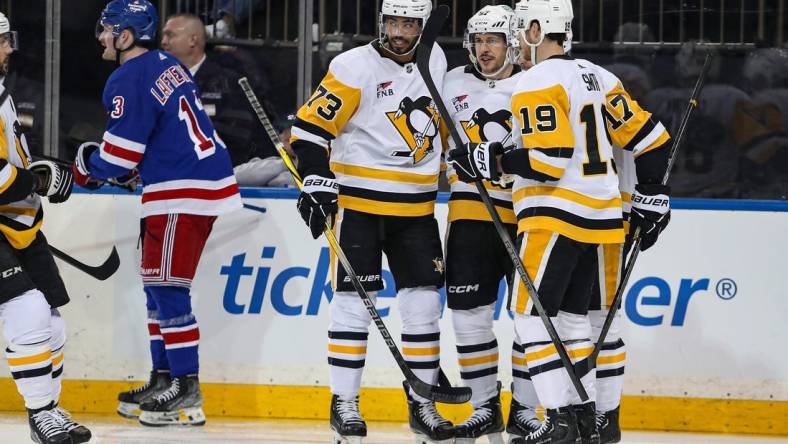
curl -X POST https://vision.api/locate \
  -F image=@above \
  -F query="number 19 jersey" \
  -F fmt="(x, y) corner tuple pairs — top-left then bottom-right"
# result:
(510, 55), (664, 244)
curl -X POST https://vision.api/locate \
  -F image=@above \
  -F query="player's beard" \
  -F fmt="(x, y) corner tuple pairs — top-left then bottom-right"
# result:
(0, 58), (9, 77)
(387, 35), (417, 55)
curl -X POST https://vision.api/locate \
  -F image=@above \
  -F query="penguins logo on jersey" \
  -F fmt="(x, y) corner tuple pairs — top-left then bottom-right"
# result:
(461, 108), (513, 144)
(386, 96), (440, 164)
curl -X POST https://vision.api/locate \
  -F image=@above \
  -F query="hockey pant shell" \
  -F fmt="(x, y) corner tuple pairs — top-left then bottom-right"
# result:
(509, 230), (597, 409)
(140, 214), (216, 377)
(589, 242), (627, 413)
(330, 208), (444, 293)
(0, 231), (69, 307)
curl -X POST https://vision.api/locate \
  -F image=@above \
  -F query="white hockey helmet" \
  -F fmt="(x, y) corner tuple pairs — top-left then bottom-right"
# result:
(0, 12), (17, 50)
(378, 0), (432, 56)
(513, 0), (573, 64)
(463, 5), (518, 77)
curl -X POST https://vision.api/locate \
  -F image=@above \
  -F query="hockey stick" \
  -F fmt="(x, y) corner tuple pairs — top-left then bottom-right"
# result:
(417, 5), (588, 401)
(50, 244), (120, 281)
(582, 53), (714, 373)
(238, 77), (471, 404)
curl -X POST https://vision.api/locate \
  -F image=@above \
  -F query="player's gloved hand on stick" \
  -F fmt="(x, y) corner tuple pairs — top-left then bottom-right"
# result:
(629, 183), (671, 251)
(73, 141), (105, 190)
(297, 174), (339, 239)
(108, 169), (140, 192)
(29, 160), (74, 204)
(448, 141), (503, 183)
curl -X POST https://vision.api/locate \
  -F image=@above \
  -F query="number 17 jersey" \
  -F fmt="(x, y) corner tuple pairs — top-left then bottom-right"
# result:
(510, 55), (665, 245)
(87, 50), (241, 217)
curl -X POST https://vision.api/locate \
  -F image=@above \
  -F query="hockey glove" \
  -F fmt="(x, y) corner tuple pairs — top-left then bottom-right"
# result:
(629, 183), (671, 251)
(73, 141), (105, 190)
(447, 142), (503, 183)
(108, 169), (140, 192)
(29, 160), (74, 204)
(297, 174), (339, 239)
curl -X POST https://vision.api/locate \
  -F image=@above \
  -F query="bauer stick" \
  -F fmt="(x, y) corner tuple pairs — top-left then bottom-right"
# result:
(238, 77), (471, 405)
(50, 244), (120, 281)
(582, 53), (714, 373)
(417, 5), (588, 401)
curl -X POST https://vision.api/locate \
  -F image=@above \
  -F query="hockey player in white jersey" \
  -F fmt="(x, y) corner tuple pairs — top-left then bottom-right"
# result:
(289, 1), (453, 442)
(441, 5), (541, 443)
(449, 1), (672, 443)
(0, 12), (91, 444)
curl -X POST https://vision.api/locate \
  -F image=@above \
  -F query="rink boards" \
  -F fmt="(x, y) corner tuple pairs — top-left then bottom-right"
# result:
(0, 188), (786, 436)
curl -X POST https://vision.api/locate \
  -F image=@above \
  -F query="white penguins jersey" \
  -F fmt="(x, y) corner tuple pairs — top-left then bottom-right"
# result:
(442, 65), (524, 225)
(510, 55), (669, 245)
(291, 42), (447, 217)
(0, 84), (41, 249)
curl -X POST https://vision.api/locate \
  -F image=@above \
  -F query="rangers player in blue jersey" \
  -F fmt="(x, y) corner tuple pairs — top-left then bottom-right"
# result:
(73, 0), (242, 427)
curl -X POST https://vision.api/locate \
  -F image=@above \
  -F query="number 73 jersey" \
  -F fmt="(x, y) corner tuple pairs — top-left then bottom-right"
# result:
(510, 55), (668, 244)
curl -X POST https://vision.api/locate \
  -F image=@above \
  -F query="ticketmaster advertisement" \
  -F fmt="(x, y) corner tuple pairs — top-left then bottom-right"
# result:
(12, 189), (787, 404)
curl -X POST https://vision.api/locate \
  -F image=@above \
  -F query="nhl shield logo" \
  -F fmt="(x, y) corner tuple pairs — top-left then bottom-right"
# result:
(385, 96), (440, 164)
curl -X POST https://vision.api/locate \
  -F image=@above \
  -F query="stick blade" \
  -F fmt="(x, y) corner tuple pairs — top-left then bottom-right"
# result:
(91, 246), (120, 281)
(404, 378), (472, 405)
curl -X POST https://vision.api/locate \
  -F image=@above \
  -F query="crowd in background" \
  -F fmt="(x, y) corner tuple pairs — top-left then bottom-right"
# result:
(5, 0), (788, 198)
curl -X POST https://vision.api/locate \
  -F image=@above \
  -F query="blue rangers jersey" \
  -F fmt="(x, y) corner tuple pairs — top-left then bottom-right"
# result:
(87, 50), (241, 216)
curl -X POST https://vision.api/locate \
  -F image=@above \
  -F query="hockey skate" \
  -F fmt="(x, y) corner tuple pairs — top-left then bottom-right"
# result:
(138, 374), (206, 426)
(117, 369), (171, 419)
(453, 382), (504, 443)
(52, 405), (92, 444)
(330, 394), (367, 444)
(509, 407), (579, 444)
(28, 404), (71, 444)
(596, 407), (621, 444)
(403, 382), (454, 443)
(572, 403), (600, 444)
(505, 395), (541, 441)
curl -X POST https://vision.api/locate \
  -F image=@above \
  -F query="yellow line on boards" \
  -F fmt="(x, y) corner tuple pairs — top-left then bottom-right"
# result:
(0, 379), (783, 436)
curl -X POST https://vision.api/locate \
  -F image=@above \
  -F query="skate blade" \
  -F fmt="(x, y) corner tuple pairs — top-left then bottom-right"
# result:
(331, 432), (364, 444)
(413, 436), (454, 444)
(139, 407), (206, 427)
(454, 432), (505, 444)
(455, 433), (505, 444)
(117, 401), (141, 419)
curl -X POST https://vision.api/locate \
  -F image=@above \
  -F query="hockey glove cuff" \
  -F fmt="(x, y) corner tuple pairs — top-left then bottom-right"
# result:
(629, 183), (671, 251)
(297, 174), (339, 239)
(447, 141), (503, 183)
(73, 142), (105, 190)
(29, 160), (75, 204)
